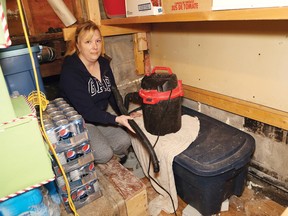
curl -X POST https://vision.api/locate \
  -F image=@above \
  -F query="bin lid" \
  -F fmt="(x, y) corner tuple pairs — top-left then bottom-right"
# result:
(0, 44), (40, 59)
(174, 106), (255, 176)
(139, 80), (184, 105)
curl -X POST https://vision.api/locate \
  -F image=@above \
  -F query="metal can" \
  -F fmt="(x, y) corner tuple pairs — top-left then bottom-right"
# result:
(60, 184), (67, 193)
(56, 152), (67, 165)
(52, 114), (66, 123)
(85, 179), (99, 195)
(69, 169), (81, 181)
(65, 110), (78, 118)
(52, 97), (64, 104)
(46, 103), (56, 109)
(66, 149), (77, 162)
(61, 194), (69, 204)
(78, 162), (95, 178)
(62, 107), (75, 114)
(43, 118), (53, 125)
(42, 113), (51, 120)
(56, 100), (68, 107)
(46, 107), (58, 114)
(59, 103), (70, 110)
(49, 110), (63, 118)
(80, 142), (91, 154)
(54, 167), (62, 176)
(65, 142), (91, 162)
(56, 176), (65, 186)
(71, 186), (88, 202)
(75, 142), (91, 156)
(44, 123), (58, 144)
(56, 119), (73, 140)
(68, 114), (85, 134)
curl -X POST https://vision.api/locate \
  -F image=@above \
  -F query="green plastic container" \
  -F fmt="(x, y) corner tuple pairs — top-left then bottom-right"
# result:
(0, 66), (15, 123)
(0, 96), (54, 200)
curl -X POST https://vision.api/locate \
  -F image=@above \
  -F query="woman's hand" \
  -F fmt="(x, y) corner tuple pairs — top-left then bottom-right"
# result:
(129, 111), (142, 118)
(116, 115), (135, 133)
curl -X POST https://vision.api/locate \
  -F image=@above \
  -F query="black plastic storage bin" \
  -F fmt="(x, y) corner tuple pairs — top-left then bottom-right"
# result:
(173, 106), (255, 216)
(139, 66), (183, 136)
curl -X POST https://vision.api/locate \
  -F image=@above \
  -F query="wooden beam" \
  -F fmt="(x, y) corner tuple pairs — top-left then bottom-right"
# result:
(20, 0), (36, 35)
(100, 24), (151, 36)
(183, 85), (288, 130)
(101, 7), (288, 25)
(84, 0), (101, 25)
(133, 34), (145, 75)
(62, 27), (76, 41)
(62, 24), (151, 41)
(71, 0), (87, 23)
(11, 33), (64, 45)
(40, 59), (63, 78)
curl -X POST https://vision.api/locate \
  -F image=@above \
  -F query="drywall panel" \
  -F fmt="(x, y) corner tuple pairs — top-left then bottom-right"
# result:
(149, 21), (288, 112)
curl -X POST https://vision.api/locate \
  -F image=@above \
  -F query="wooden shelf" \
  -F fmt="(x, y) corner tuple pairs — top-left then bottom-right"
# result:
(101, 7), (288, 25)
(11, 32), (64, 45)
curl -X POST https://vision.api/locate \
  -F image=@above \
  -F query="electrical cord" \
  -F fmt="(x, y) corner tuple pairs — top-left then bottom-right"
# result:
(146, 89), (178, 216)
(125, 87), (178, 215)
(113, 84), (177, 213)
(16, 1), (79, 215)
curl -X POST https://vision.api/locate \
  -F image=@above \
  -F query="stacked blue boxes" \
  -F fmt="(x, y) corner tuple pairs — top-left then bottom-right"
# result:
(43, 98), (102, 212)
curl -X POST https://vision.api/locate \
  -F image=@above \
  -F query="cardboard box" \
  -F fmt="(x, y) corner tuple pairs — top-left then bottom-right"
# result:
(98, 158), (148, 216)
(212, 0), (288, 10)
(0, 67), (15, 124)
(125, 0), (163, 17)
(0, 96), (54, 200)
(163, 0), (212, 14)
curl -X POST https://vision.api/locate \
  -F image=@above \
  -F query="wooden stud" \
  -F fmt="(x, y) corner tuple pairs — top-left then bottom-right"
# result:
(71, 0), (87, 23)
(84, 0), (101, 26)
(20, 0), (36, 35)
(183, 85), (288, 130)
(62, 24), (151, 41)
(136, 32), (148, 51)
(133, 34), (145, 75)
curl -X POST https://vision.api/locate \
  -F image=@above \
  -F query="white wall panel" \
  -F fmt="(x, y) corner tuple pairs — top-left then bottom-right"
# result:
(149, 21), (288, 112)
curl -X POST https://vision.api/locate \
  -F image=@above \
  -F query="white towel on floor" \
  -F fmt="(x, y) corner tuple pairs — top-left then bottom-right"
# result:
(130, 114), (200, 216)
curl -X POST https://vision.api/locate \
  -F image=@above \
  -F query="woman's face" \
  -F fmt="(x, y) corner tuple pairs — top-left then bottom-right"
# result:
(76, 29), (102, 63)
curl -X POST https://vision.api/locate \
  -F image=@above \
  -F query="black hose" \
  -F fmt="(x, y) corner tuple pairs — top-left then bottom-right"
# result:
(112, 86), (160, 173)
(124, 92), (141, 111)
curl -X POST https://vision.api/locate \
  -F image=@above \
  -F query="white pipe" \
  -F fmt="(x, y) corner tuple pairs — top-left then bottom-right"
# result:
(47, 0), (76, 27)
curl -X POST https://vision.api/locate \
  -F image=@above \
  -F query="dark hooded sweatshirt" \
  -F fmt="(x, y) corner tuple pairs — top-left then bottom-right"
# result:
(59, 53), (120, 125)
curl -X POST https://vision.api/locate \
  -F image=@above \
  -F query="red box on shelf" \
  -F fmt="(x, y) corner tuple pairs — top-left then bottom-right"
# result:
(102, 0), (126, 18)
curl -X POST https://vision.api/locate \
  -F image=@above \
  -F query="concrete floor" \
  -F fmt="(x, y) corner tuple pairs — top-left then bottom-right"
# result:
(58, 161), (287, 216)
(137, 173), (287, 216)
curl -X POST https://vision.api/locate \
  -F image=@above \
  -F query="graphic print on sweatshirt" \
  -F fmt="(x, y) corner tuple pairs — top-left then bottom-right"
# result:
(88, 75), (111, 96)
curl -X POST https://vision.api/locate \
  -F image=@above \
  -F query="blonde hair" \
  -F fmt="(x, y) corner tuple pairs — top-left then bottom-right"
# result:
(65, 20), (102, 56)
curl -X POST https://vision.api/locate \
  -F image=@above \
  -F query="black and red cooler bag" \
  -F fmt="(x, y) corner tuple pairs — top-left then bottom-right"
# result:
(139, 66), (184, 136)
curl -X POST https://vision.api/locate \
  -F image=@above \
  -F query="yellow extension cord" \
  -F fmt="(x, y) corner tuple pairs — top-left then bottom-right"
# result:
(16, 1), (79, 215)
